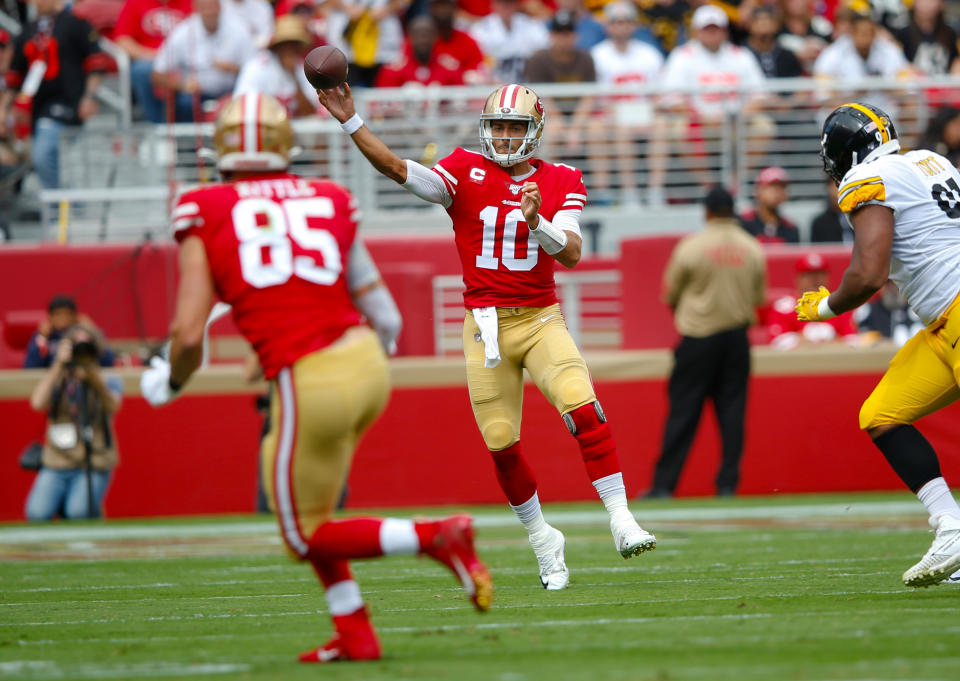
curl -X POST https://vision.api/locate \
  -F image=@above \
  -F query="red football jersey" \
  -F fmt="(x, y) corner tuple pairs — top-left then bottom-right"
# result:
(172, 173), (362, 379)
(431, 148), (587, 308)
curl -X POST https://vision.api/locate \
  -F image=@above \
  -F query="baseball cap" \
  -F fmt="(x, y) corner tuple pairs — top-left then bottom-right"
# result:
(274, 0), (313, 16)
(604, 1), (638, 23)
(796, 253), (828, 273)
(691, 4), (729, 30)
(703, 185), (734, 213)
(550, 9), (577, 32)
(756, 166), (790, 186)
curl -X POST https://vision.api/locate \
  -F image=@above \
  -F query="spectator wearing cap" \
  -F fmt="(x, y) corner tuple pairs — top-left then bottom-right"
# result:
(645, 185), (766, 499)
(469, 0), (549, 84)
(588, 0), (665, 205)
(809, 178), (853, 243)
(426, 0), (488, 83)
(739, 166), (799, 244)
(374, 16), (465, 87)
(554, 0), (607, 51)
(152, 0), (256, 122)
(234, 15), (319, 117)
(223, 0), (276, 49)
(525, 9), (595, 164)
(765, 253), (858, 350)
(24, 296), (115, 369)
(113, 0), (192, 123)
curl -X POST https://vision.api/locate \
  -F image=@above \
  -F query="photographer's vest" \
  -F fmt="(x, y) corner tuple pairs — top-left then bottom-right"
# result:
(41, 377), (118, 471)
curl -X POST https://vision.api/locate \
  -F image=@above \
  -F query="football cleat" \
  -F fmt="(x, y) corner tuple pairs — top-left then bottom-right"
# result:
(611, 513), (657, 559)
(530, 526), (570, 590)
(903, 513), (960, 588)
(943, 568), (960, 584)
(422, 514), (494, 611)
(298, 619), (381, 664)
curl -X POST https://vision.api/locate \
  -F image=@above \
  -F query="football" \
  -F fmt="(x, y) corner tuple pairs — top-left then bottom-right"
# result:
(303, 46), (349, 90)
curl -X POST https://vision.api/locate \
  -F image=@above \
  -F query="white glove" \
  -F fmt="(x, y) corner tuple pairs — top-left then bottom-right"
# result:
(140, 356), (180, 407)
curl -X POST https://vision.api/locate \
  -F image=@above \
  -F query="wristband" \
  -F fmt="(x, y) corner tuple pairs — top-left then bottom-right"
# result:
(817, 296), (836, 320)
(340, 114), (364, 135)
(529, 215), (568, 255)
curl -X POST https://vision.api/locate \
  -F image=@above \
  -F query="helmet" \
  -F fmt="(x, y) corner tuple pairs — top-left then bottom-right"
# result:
(820, 102), (900, 184)
(214, 93), (294, 173)
(479, 84), (545, 167)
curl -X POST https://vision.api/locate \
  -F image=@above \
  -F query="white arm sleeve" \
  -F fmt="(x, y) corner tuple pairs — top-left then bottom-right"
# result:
(346, 239), (380, 292)
(402, 160), (453, 208)
(552, 209), (583, 238)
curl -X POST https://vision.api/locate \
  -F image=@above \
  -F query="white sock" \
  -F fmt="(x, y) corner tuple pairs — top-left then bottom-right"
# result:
(325, 580), (364, 616)
(593, 472), (632, 521)
(917, 477), (960, 520)
(379, 518), (419, 555)
(510, 491), (548, 537)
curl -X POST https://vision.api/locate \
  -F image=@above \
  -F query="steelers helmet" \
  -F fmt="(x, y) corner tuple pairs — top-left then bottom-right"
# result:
(479, 84), (545, 167)
(820, 102), (900, 184)
(214, 93), (294, 172)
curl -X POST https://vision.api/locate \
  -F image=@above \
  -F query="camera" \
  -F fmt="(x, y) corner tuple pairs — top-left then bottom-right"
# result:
(71, 340), (99, 363)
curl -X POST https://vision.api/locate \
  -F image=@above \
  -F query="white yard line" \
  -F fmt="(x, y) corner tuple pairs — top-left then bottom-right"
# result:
(0, 500), (925, 545)
(0, 661), (249, 679)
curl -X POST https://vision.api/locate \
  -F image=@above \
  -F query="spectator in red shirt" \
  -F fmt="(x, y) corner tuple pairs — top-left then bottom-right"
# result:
(427, 0), (489, 83)
(738, 166), (799, 244)
(766, 253), (858, 350)
(374, 16), (464, 87)
(113, 0), (192, 122)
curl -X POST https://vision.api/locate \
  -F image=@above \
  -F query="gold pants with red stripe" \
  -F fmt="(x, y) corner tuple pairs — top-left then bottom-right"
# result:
(463, 303), (597, 451)
(860, 292), (960, 430)
(261, 327), (390, 559)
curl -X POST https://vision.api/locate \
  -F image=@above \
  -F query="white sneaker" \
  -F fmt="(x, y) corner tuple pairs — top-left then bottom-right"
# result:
(530, 526), (569, 590)
(611, 513), (657, 559)
(903, 513), (960, 588)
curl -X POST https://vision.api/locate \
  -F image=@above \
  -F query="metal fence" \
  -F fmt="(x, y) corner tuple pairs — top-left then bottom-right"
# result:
(41, 76), (960, 241)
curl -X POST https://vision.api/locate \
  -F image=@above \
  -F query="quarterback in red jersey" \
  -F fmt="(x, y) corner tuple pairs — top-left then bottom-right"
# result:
(140, 93), (492, 663)
(317, 82), (657, 591)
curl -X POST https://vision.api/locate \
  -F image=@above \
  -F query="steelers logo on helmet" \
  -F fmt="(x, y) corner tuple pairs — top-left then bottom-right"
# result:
(214, 93), (294, 173)
(479, 84), (546, 168)
(819, 102), (900, 184)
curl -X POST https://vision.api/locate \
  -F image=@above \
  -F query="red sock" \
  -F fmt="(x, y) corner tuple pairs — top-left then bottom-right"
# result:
(568, 403), (622, 482)
(310, 558), (353, 587)
(490, 442), (538, 506)
(414, 520), (439, 550)
(308, 518), (384, 561)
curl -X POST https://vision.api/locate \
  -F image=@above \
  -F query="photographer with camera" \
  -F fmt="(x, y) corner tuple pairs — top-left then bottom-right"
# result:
(24, 295), (115, 369)
(24, 325), (123, 521)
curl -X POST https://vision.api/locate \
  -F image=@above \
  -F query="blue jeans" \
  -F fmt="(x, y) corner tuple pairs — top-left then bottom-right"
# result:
(131, 59), (166, 123)
(25, 467), (112, 520)
(32, 117), (64, 190)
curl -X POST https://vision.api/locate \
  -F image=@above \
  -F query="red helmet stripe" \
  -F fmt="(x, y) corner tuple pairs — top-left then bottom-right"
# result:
(510, 85), (519, 108)
(499, 86), (508, 107)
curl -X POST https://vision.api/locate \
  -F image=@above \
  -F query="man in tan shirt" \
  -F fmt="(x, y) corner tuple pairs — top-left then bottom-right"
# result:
(645, 185), (766, 498)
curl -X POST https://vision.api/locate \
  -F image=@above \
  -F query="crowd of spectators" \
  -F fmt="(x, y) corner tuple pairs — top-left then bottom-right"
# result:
(0, 0), (959, 218)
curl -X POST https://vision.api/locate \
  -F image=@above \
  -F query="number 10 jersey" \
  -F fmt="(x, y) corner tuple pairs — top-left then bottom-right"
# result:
(838, 149), (960, 325)
(432, 147), (587, 309)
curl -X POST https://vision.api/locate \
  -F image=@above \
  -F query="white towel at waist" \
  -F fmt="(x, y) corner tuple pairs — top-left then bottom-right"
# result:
(471, 307), (501, 368)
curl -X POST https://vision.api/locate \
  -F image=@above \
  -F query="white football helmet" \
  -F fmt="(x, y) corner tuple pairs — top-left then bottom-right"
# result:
(479, 84), (545, 167)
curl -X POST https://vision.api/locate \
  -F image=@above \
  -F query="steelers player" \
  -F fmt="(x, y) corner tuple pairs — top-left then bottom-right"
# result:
(797, 102), (960, 587)
(141, 93), (492, 662)
(316, 82), (657, 591)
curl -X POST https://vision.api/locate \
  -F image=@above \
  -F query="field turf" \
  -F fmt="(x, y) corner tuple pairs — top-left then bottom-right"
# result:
(1, 493), (958, 681)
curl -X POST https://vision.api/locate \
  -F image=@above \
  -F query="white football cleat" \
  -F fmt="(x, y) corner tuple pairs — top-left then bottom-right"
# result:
(943, 568), (960, 584)
(611, 513), (657, 559)
(530, 526), (569, 590)
(903, 513), (960, 588)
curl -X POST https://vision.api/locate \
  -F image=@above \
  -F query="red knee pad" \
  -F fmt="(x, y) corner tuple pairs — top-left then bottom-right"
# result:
(565, 403), (614, 461)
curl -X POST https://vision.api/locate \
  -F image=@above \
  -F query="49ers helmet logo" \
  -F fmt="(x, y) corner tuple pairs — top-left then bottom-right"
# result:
(535, 99), (544, 116)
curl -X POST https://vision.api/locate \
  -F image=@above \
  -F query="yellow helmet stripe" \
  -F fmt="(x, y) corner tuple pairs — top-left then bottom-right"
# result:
(843, 102), (889, 143)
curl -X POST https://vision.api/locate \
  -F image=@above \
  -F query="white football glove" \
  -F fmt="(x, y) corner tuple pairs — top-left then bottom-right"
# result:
(140, 356), (180, 407)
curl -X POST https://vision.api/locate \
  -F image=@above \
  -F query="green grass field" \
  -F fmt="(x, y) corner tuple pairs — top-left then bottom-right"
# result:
(2, 493), (958, 681)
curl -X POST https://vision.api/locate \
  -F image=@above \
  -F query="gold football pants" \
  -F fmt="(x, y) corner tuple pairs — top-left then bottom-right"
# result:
(463, 303), (597, 451)
(860, 292), (960, 430)
(261, 327), (390, 559)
